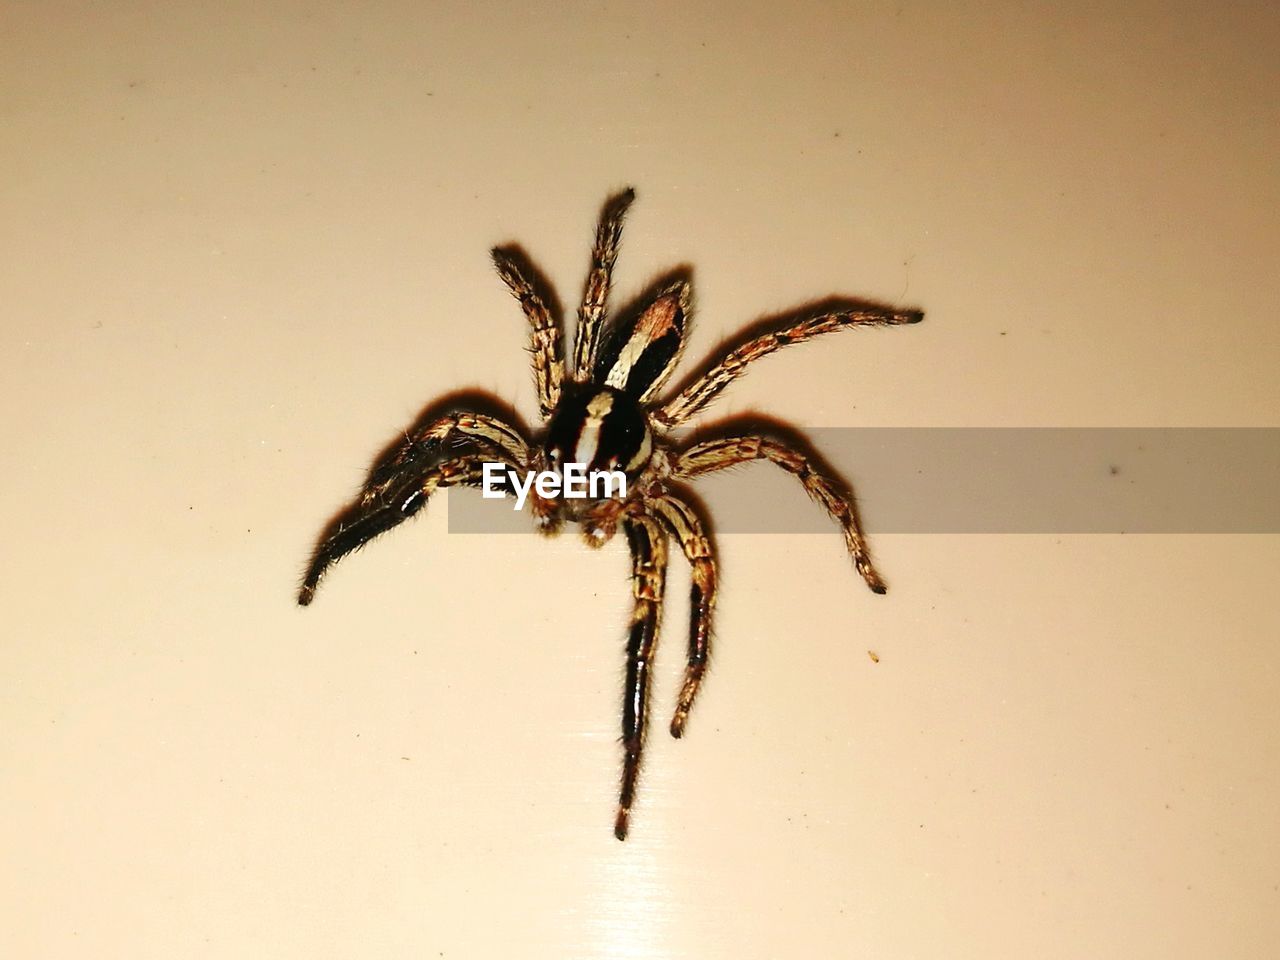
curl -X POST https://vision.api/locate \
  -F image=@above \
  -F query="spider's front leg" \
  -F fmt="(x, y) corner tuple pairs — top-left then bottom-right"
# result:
(615, 513), (668, 840)
(675, 432), (887, 594)
(361, 411), (530, 508)
(298, 450), (523, 606)
(651, 491), (718, 738)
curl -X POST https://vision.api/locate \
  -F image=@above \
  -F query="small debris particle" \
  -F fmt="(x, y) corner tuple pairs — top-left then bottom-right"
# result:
(868, 650), (880, 663)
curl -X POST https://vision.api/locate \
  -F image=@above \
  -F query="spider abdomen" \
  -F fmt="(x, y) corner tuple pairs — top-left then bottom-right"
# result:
(544, 384), (653, 487)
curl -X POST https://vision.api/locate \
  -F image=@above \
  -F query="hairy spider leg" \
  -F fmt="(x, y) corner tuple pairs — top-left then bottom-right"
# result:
(650, 491), (718, 738)
(573, 187), (636, 379)
(361, 411), (531, 507)
(492, 246), (564, 419)
(616, 514), (667, 841)
(675, 434), (887, 594)
(656, 305), (924, 427)
(298, 452), (521, 606)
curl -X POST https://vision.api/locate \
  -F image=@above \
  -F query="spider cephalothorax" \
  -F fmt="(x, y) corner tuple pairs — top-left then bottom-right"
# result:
(545, 385), (654, 503)
(299, 188), (923, 839)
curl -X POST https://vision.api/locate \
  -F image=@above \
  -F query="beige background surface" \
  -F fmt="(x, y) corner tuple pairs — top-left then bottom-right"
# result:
(3, 2), (1278, 958)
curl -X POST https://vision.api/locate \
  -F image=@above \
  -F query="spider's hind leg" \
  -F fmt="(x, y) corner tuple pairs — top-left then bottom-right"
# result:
(492, 246), (565, 420)
(615, 513), (667, 840)
(657, 301), (923, 427)
(574, 187), (636, 379)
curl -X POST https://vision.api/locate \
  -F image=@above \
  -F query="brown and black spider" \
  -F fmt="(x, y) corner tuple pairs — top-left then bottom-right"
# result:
(298, 188), (923, 839)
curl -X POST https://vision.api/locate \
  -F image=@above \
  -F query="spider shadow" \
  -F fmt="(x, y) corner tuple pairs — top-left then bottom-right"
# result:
(661, 293), (923, 410)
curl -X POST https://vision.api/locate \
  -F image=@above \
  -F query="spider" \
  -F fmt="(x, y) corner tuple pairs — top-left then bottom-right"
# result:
(298, 188), (923, 840)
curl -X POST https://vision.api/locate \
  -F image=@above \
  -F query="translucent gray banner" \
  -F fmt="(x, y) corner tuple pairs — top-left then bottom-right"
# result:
(447, 429), (1280, 534)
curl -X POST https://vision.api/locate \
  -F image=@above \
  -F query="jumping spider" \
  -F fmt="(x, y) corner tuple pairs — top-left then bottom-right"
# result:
(298, 188), (923, 839)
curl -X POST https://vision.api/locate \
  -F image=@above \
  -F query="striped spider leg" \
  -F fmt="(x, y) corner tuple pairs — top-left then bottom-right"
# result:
(673, 424), (886, 594)
(649, 490), (717, 739)
(609, 488), (717, 838)
(573, 187), (636, 379)
(615, 512), (668, 841)
(491, 245), (565, 419)
(656, 301), (923, 428)
(298, 417), (530, 605)
(359, 410), (531, 508)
